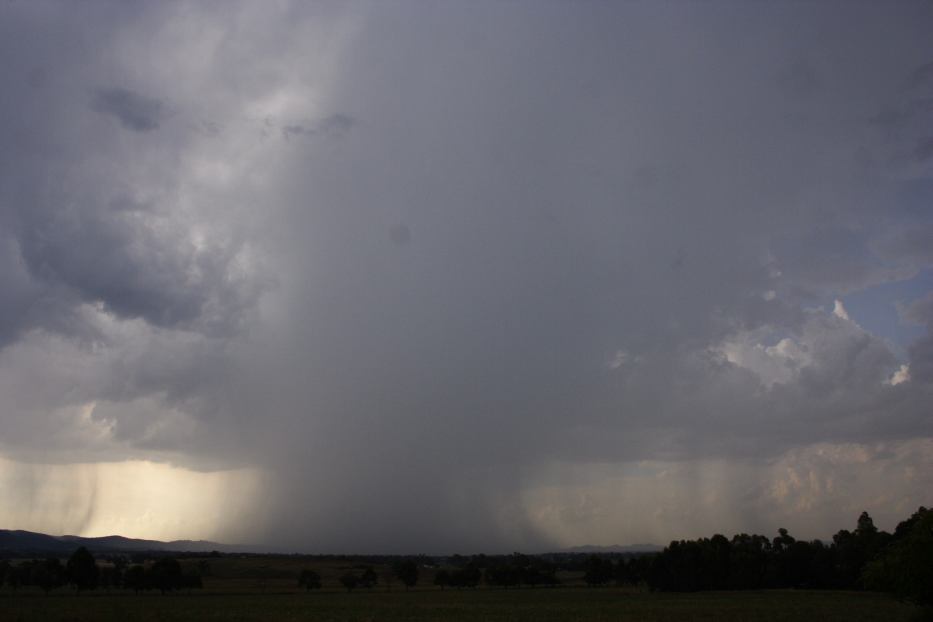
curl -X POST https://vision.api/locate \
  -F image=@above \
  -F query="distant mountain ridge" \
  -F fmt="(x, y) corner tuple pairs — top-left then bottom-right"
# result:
(1, 528), (663, 557)
(0, 529), (254, 556)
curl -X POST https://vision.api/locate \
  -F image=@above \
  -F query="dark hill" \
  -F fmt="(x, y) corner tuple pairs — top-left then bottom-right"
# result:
(0, 529), (245, 556)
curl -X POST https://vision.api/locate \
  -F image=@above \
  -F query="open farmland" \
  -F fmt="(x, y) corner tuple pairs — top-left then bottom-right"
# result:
(0, 554), (922, 622)
(0, 587), (919, 622)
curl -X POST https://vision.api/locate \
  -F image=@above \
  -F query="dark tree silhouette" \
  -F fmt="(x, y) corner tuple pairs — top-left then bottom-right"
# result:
(393, 559), (419, 590)
(298, 569), (322, 592)
(124, 565), (147, 594)
(339, 572), (360, 592)
(485, 554), (558, 589)
(450, 565), (481, 588)
(863, 506), (933, 606)
(583, 555), (614, 587)
(33, 558), (66, 593)
(66, 547), (99, 592)
(484, 564), (519, 589)
(6, 562), (23, 591)
(150, 557), (183, 594)
(433, 569), (450, 590)
(181, 572), (203, 591)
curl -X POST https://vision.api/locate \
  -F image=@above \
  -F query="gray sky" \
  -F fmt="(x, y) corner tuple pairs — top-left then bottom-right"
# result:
(1, 1), (932, 553)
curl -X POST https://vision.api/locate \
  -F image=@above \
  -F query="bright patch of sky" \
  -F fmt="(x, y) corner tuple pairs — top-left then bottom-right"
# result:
(842, 269), (933, 357)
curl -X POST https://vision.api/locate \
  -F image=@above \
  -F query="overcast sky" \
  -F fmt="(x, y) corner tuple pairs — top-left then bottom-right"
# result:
(1, 1), (932, 554)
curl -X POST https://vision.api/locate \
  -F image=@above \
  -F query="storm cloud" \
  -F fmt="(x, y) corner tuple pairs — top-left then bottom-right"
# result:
(0, 1), (932, 553)
(92, 87), (168, 132)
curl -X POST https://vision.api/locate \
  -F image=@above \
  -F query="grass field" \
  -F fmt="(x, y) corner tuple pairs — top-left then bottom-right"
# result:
(0, 587), (920, 622)
(0, 555), (924, 621)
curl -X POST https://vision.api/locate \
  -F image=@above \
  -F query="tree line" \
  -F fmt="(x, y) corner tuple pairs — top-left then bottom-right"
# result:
(1, 506), (928, 606)
(0, 546), (203, 594)
(295, 507), (931, 606)
(642, 507), (931, 605)
(299, 554), (561, 593)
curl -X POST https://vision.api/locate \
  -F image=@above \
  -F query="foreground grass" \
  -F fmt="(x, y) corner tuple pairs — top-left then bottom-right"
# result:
(0, 588), (919, 622)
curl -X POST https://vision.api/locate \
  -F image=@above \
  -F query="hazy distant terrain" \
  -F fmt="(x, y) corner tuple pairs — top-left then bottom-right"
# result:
(560, 544), (663, 554)
(0, 530), (250, 556)
(0, 529), (664, 557)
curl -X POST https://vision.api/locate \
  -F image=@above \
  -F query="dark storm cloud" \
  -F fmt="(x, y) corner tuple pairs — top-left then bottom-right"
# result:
(0, 4), (262, 343)
(236, 1), (933, 549)
(91, 87), (167, 132)
(872, 224), (933, 267)
(909, 61), (933, 88)
(916, 136), (933, 162)
(904, 293), (933, 383)
(18, 202), (196, 326)
(904, 292), (933, 327)
(388, 223), (411, 246)
(1, 183), (259, 336)
(1, 0), (933, 551)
